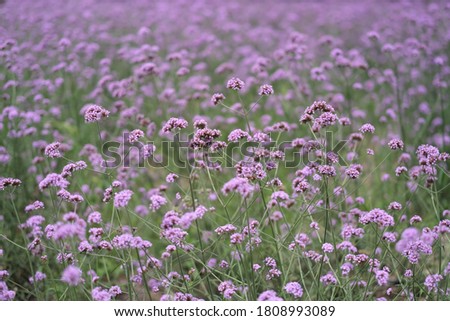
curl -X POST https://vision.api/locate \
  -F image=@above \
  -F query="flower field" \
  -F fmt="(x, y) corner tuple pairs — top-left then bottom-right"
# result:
(0, 0), (449, 301)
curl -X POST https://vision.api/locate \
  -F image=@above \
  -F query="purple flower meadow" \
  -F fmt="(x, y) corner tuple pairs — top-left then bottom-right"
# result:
(0, 0), (449, 303)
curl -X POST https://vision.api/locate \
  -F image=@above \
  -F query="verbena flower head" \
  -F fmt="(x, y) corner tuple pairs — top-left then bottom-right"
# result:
(228, 129), (250, 142)
(222, 177), (255, 198)
(388, 138), (404, 150)
(113, 189), (133, 208)
(360, 208), (394, 227)
(258, 84), (274, 96)
(218, 280), (237, 299)
(226, 77), (245, 91)
(322, 243), (334, 253)
(359, 123), (375, 133)
(92, 287), (112, 301)
(257, 290), (283, 301)
(284, 282), (303, 298)
(44, 142), (62, 158)
(162, 117), (188, 133)
(0, 177), (22, 190)
(345, 164), (363, 179)
(211, 93), (225, 105)
(25, 200), (45, 213)
(29, 271), (46, 284)
(424, 274), (443, 292)
(61, 161), (87, 178)
(83, 104), (110, 123)
(128, 129), (144, 143)
(320, 272), (337, 286)
(61, 265), (83, 286)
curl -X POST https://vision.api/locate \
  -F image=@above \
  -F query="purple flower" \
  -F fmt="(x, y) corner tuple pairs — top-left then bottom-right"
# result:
(226, 77), (245, 91)
(230, 233), (243, 244)
(416, 144), (442, 166)
(109, 285), (122, 297)
(61, 265), (83, 286)
(257, 290), (283, 301)
(29, 271), (46, 284)
(0, 281), (15, 301)
(215, 224), (237, 235)
(320, 272), (337, 286)
(345, 164), (363, 179)
(340, 263), (354, 276)
(400, 237), (433, 264)
(375, 270), (389, 286)
(222, 177), (255, 198)
(258, 84), (274, 96)
(87, 211), (102, 224)
(44, 142), (62, 158)
(112, 233), (152, 250)
(318, 165), (336, 177)
(228, 129), (250, 142)
(211, 93), (225, 105)
(78, 240), (93, 253)
(61, 161), (87, 178)
(409, 215), (422, 224)
(359, 123), (375, 133)
(92, 287), (112, 301)
(0, 270), (9, 280)
(314, 112), (337, 128)
(128, 129), (144, 143)
(165, 173), (179, 183)
(388, 202), (402, 210)
(322, 243), (334, 253)
(382, 232), (397, 243)
(161, 228), (187, 246)
(284, 282), (303, 298)
(38, 173), (69, 191)
(149, 194), (167, 211)
(218, 280), (237, 299)
(404, 270), (413, 278)
(360, 208), (394, 227)
(83, 104), (110, 123)
(395, 166), (408, 176)
(113, 189), (133, 208)
(0, 177), (22, 190)
(253, 264), (261, 271)
(424, 274), (443, 292)
(141, 144), (156, 158)
(25, 200), (45, 213)
(162, 117), (188, 133)
(57, 189), (84, 203)
(388, 138), (404, 150)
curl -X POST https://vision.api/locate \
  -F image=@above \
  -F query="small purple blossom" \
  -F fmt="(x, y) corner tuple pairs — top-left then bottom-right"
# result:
(84, 104), (110, 123)
(424, 274), (443, 292)
(61, 265), (83, 286)
(226, 77), (245, 91)
(257, 290), (283, 301)
(211, 93), (226, 105)
(128, 129), (144, 143)
(320, 272), (337, 286)
(359, 123), (375, 134)
(228, 129), (250, 142)
(258, 84), (274, 96)
(113, 189), (133, 208)
(360, 208), (394, 227)
(388, 138), (404, 150)
(44, 142), (62, 158)
(322, 243), (334, 253)
(162, 118), (188, 133)
(284, 282), (303, 298)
